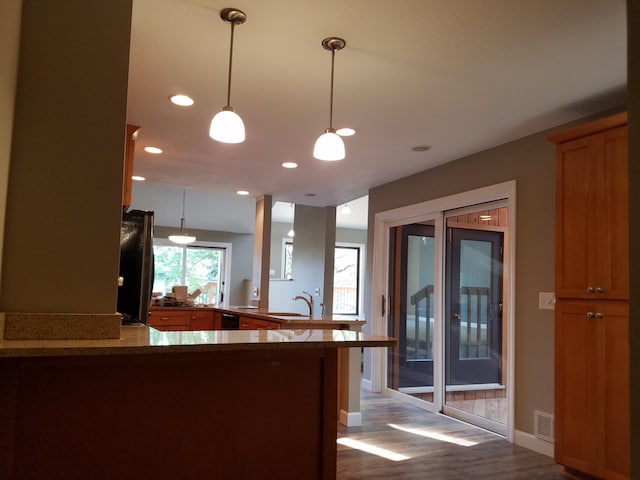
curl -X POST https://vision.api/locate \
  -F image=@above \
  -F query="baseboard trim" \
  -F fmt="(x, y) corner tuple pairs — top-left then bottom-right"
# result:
(514, 429), (554, 457)
(339, 410), (362, 427)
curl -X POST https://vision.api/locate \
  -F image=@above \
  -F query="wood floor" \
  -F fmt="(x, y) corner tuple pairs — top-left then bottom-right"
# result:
(337, 390), (565, 479)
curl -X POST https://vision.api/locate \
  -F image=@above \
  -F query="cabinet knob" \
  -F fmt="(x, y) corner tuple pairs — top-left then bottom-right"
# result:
(595, 312), (604, 319)
(595, 287), (604, 293)
(586, 287), (595, 293)
(586, 312), (595, 318)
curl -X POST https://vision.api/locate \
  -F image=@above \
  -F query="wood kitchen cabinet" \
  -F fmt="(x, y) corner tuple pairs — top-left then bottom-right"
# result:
(548, 112), (629, 480)
(190, 310), (215, 330)
(239, 316), (280, 330)
(148, 309), (191, 331)
(122, 124), (140, 210)
(554, 300), (629, 480)
(550, 113), (628, 300)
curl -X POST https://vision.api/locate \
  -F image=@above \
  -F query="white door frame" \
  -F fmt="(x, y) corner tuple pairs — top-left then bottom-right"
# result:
(370, 180), (516, 441)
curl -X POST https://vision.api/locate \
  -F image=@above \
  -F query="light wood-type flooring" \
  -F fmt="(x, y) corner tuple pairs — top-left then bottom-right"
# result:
(337, 390), (564, 479)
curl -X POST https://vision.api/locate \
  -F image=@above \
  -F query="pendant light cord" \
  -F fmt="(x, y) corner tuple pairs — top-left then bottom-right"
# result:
(180, 189), (187, 231)
(328, 48), (335, 129)
(225, 22), (235, 107)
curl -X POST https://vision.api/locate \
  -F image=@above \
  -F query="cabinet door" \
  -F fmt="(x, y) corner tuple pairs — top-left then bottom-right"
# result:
(597, 301), (629, 480)
(555, 300), (629, 479)
(593, 126), (628, 300)
(190, 310), (215, 330)
(554, 300), (598, 473)
(213, 311), (222, 330)
(555, 126), (628, 300)
(555, 136), (595, 299)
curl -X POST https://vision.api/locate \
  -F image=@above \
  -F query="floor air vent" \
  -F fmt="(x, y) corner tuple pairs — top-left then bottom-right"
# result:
(534, 410), (554, 443)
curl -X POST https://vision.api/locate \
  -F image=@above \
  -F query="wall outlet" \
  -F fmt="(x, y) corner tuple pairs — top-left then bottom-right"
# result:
(538, 292), (555, 310)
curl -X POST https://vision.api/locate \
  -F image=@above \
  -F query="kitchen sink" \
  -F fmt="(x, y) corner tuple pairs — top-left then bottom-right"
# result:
(265, 312), (305, 316)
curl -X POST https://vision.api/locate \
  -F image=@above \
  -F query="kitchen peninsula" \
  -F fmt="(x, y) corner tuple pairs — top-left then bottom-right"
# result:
(0, 323), (394, 480)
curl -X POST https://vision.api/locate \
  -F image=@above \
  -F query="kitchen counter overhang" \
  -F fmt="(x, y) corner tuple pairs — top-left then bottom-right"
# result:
(0, 326), (395, 480)
(0, 324), (390, 358)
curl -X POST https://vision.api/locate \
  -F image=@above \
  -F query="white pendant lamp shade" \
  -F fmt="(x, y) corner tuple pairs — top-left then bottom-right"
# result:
(313, 128), (345, 161)
(169, 232), (197, 245)
(314, 37), (346, 161)
(210, 8), (247, 144)
(209, 107), (245, 143)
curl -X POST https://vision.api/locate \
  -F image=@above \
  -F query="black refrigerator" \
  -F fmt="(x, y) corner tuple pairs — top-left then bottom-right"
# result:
(117, 210), (154, 324)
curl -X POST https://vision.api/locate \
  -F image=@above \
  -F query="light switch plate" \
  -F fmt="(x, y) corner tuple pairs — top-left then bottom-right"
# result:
(538, 292), (555, 310)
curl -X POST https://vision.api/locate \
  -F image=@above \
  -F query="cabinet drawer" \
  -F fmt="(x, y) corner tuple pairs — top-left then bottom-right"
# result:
(149, 310), (191, 328)
(252, 318), (280, 330)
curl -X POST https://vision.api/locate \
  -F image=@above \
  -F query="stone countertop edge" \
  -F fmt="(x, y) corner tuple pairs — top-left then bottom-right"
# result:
(0, 324), (396, 358)
(1, 312), (122, 341)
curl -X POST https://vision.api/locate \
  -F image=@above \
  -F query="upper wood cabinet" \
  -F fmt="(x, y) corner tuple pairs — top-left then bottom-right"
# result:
(123, 124), (140, 210)
(549, 113), (628, 300)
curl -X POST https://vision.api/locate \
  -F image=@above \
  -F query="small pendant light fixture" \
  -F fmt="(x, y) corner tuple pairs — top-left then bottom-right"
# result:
(169, 190), (197, 245)
(313, 37), (346, 161)
(287, 203), (295, 237)
(209, 8), (247, 144)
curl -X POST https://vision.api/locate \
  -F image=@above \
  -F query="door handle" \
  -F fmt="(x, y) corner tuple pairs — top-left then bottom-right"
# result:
(381, 294), (386, 317)
(452, 313), (461, 319)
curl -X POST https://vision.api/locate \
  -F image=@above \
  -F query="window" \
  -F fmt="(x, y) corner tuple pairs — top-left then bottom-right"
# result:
(282, 240), (293, 280)
(334, 245), (361, 315)
(153, 241), (228, 306)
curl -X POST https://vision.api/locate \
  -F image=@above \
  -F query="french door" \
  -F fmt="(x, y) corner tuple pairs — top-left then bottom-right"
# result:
(382, 198), (510, 436)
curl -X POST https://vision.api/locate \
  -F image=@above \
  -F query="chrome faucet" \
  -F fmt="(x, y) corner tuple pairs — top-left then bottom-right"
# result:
(292, 291), (313, 316)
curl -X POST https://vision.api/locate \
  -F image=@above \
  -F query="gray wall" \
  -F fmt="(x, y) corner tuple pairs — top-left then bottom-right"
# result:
(0, 0), (132, 313)
(153, 226), (253, 308)
(365, 109), (624, 436)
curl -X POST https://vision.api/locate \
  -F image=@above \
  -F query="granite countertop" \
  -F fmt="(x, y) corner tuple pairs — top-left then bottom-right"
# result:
(0, 324), (395, 358)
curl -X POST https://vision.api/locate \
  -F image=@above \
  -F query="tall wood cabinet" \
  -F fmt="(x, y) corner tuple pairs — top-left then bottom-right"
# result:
(548, 112), (629, 480)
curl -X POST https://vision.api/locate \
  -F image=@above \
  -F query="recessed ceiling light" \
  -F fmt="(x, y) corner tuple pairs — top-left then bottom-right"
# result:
(480, 215), (492, 221)
(144, 146), (163, 154)
(236, 190), (249, 196)
(336, 127), (355, 136)
(132, 175), (146, 181)
(169, 94), (194, 106)
(282, 162), (298, 169)
(411, 145), (431, 152)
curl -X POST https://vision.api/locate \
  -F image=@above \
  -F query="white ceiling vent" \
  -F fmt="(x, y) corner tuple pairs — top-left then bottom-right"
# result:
(534, 410), (554, 443)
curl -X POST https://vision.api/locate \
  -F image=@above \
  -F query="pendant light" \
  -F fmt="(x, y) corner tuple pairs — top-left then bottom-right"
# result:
(287, 203), (295, 237)
(313, 37), (346, 161)
(209, 8), (247, 144)
(169, 190), (196, 245)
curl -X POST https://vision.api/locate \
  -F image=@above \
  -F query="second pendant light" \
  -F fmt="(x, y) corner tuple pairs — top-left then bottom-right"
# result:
(313, 37), (346, 161)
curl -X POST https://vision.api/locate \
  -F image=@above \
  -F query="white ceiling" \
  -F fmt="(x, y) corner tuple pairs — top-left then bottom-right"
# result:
(127, 0), (626, 232)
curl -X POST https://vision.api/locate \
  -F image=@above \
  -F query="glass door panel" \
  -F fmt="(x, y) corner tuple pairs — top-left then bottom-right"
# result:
(444, 207), (507, 433)
(388, 222), (436, 403)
